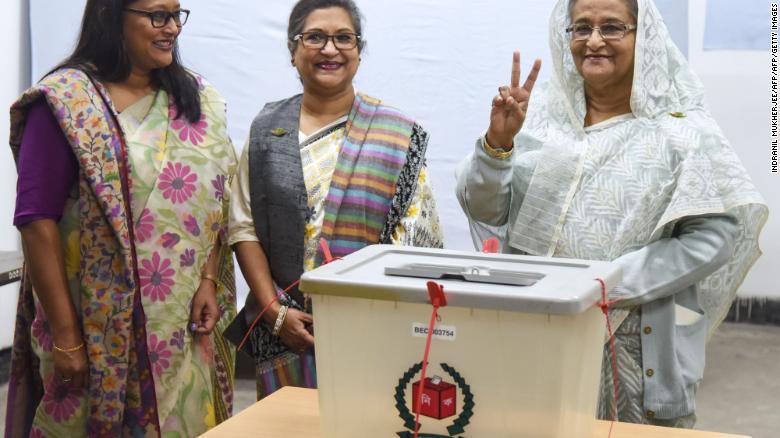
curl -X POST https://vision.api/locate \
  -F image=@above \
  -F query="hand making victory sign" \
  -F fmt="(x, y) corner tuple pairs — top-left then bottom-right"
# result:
(486, 51), (542, 150)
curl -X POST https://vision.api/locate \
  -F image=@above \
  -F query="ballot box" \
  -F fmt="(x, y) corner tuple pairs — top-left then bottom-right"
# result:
(299, 245), (622, 438)
(0, 251), (23, 353)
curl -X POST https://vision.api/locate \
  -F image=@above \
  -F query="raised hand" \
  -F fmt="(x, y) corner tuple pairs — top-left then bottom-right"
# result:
(486, 51), (542, 150)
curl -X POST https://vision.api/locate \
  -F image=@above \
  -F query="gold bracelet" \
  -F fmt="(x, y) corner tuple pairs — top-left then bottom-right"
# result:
(53, 342), (84, 353)
(483, 135), (514, 159)
(201, 272), (219, 287)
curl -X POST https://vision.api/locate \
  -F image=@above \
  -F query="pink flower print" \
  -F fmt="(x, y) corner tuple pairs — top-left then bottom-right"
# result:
(160, 232), (180, 249)
(180, 248), (196, 267)
(184, 214), (201, 236)
(136, 208), (155, 243)
(158, 162), (198, 204)
(29, 428), (46, 438)
(171, 114), (208, 145)
(139, 252), (175, 302)
(32, 303), (53, 352)
(148, 334), (173, 376)
(211, 175), (226, 201)
(42, 376), (84, 423)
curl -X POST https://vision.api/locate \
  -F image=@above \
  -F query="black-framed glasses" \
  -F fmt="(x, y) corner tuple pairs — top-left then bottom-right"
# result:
(565, 22), (637, 41)
(293, 31), (361, 50)
(125, 8), (190, 28)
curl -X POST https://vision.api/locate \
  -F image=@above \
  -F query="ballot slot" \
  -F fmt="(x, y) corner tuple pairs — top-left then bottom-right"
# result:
(384, 263), (545, 286)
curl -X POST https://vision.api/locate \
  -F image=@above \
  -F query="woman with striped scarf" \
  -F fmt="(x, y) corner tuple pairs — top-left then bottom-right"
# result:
(227, 0), (443, 400)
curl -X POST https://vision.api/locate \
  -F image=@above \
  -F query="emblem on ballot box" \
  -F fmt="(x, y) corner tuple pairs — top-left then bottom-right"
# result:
(413, 376), (456, 420)
(395, 362), (474, 437)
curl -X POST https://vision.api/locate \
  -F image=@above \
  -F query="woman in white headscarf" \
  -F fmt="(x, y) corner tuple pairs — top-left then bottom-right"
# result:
(456, 0), (767, 428)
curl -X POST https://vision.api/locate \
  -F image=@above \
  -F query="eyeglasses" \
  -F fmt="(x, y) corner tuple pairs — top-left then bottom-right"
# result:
(565, 22), (637, 41)
(125, 8), (190, 28)
(293, 31), (361, 50)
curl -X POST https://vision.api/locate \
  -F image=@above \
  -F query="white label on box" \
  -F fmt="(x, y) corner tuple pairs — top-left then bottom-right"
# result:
(412, 323), (457, 341)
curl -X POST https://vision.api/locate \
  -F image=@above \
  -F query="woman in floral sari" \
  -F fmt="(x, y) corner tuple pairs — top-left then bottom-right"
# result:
(5, 1), (237, 437)
(229, 0), (443, 400)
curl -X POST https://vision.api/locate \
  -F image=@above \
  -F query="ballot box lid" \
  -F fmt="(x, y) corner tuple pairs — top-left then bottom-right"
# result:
(300, 245), (622, 314)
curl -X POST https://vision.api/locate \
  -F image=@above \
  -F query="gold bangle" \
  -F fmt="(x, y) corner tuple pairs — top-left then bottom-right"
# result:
(201, 273), (219, 287)
(483, 135), (514, 159)
(53, 342), (84, 353)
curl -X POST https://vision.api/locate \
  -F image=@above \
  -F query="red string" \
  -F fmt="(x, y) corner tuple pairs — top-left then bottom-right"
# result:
(596, 277), (623, 438)
(236, 279), (299, 353)
(237, 238), (339, 353)
(413, 281), (447, 438)
(413, 304), (439, 438)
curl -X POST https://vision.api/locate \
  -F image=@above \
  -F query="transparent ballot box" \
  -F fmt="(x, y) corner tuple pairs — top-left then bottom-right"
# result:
(299, 245), (622, 438)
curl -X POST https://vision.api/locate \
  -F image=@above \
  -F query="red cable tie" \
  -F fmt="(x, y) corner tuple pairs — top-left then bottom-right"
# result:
(319, 237), (334, 264)
(413, 281), (447, 438)
(596, 277), (623, 438)
(482, 237), (500, 253)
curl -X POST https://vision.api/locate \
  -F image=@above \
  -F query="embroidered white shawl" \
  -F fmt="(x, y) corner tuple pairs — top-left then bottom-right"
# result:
(504, 0), (768, 335)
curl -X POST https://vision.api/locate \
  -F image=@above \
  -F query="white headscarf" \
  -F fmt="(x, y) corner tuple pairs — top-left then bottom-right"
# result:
(506, 0), (768, 334)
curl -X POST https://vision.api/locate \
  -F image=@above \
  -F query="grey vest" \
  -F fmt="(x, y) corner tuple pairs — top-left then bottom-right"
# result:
(248, 94), (308, 304)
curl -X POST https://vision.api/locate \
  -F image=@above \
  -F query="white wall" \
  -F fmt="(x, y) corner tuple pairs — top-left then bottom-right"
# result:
(688, 0), (777, 297)
(1, 0), (28, 252)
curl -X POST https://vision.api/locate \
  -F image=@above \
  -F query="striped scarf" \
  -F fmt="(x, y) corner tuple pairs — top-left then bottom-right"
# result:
(318, 93), (415, 260)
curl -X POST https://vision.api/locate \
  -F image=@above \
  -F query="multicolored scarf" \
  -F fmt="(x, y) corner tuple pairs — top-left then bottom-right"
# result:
(318, 93), (415, 259)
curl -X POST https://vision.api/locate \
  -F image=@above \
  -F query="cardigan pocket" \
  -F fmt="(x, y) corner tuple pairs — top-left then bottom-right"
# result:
(674, 308), (707, 385)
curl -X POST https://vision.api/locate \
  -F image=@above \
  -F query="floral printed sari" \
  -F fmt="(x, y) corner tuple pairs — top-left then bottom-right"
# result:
(5, 68), (237, 438)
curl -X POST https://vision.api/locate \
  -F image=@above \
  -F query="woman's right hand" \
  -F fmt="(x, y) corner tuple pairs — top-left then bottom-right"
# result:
(278, 308), (315, 353)
(19, 219), (89, 387)
(486, 51), (542, 149)
(52, 329), (89, 388)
